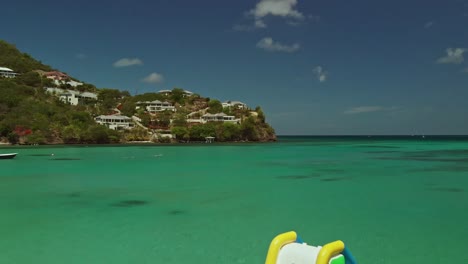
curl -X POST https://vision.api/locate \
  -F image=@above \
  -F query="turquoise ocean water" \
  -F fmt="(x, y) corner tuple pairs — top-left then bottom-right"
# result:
(1, 136), (467, 263)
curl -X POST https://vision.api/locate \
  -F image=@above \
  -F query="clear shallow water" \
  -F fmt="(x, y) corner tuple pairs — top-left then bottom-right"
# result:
(1, 137), (467, 263)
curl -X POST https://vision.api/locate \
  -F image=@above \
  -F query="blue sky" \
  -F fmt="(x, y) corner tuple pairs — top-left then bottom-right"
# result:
(2, 0), (468, 135)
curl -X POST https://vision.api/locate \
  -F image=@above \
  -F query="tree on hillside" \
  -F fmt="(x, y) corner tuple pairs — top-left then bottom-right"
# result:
(76, 83), (97, 92)
(42, 77), (55, 87)
(255, 106), (266, 123)
(171, 126), (190, 141)
(120, 100), (136, 116)
(170, 88), (185, 104)
(172, 112), (187, 127)
(153, 110), (172, 128)
(189, 123), (216, 141)
(207, 99), (223, 114)
(186, 93), (201, 104)
(221, 122), (241, 141)
(223, 107), (234, 116)
(15, 71), (42, 87)
(240, 116), (258, 141)
(133, 92), (166, 102)
(98, 88), (125, 112)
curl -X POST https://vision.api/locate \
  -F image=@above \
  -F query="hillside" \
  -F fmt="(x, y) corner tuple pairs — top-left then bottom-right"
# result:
(0, 40), (54, 73)
(121, 90), (277, 143)
(0, 40), (276, 144)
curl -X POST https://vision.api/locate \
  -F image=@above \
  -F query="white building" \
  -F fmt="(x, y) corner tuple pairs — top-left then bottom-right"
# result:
(0, 67), (18, 78)
(187, 112), (240, 124)
(201, 113), (237, 122)
(222, 100), (247, 109)
(136, 100), (176, 113)
(41, 71), (83, 87)
(158, 89), (194, 97)
(95, 115), (134, 130)
(44, 71), (69, 80)
(46, 87), (97, 105)
(53, 79), (83, 87)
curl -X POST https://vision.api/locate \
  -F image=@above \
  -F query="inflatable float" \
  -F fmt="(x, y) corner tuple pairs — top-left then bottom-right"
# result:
(265, 231), (357, 264)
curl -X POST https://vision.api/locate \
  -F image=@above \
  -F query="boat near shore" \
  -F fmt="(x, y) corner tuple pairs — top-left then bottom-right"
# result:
(0, 153), (17, 159)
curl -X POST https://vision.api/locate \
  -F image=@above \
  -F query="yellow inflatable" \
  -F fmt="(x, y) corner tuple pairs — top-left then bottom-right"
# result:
(265, 231), (356, 264)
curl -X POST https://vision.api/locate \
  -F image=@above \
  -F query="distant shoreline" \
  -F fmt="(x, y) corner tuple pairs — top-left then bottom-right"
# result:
(0, 140), (276, 148)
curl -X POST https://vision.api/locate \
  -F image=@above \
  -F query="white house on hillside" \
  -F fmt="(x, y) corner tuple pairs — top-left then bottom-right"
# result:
(158, 89), (194, 97)
(60, 92), (97, 105)
(95, 115), (134, 130)
(41, 71), (83, 87)
(202, 113), (238, 122)
(136, 100), (176, 113)
(187, 112), (240, 124)
(45, 87), (97, 105)
(44, 71), (69, 80)
(0, 67), (18, 78)
(57, 79), (83, 87)
(222, 100), (247, 109)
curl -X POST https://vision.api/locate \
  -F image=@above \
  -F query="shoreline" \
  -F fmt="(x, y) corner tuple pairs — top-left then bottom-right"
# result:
(0, 140), (277, 148)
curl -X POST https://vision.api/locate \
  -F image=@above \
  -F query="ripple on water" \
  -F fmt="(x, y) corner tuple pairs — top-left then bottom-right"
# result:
(410, 165), (468, 173)
(320, 177), (350, 182)
(67, 192), (82, 198)
(276, 174), (321, 180)
(110, 200), (148, 207)
(168, 209), (186, 215)
(355, 145), (402, 149)
(50, 158), (82, 161)
(364, 150), (402, 154)
(430, 187), (464, 193)
(374, 149), (468, 163)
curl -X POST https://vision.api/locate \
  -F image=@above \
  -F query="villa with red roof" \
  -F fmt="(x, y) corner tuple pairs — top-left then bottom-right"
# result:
(43, 71), (69, 80)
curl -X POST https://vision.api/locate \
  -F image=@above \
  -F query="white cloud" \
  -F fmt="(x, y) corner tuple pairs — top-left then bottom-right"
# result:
(344, 106), (399, 115)
(255, 19), (268, 28)
(436, 48), (466, 64)
(241, 0), (304, 29)
(313, 66), (328, 82)
(424, 21), (434, 28)
(75, 53), (86, 60)
(250, 0), (304, 19)
(141, 72), (164, 84)
(256, 37), (300, 53)
(462, 68), (468, 73)
(113, 58), (143, 67)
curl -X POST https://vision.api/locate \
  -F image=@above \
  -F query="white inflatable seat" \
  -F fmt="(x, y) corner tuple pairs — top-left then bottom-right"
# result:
(276, 243), (322, 264)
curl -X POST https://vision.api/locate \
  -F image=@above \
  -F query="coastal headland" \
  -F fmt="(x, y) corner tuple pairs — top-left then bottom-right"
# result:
(0, 40), (276, 145)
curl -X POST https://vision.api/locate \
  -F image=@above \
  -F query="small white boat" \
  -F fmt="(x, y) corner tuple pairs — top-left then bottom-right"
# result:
(0, 153), (17, 159)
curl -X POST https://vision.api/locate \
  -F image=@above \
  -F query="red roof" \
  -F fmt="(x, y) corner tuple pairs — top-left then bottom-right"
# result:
(44, 71), (69, 78)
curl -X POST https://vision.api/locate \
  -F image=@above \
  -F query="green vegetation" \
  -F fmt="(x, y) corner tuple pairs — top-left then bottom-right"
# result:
(169, 109), (275, 142)
(207, 99), (223, 114)
(0, 40), (53, 73)
(0, 79), (120, 144)
(0, 39), (276, 144)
